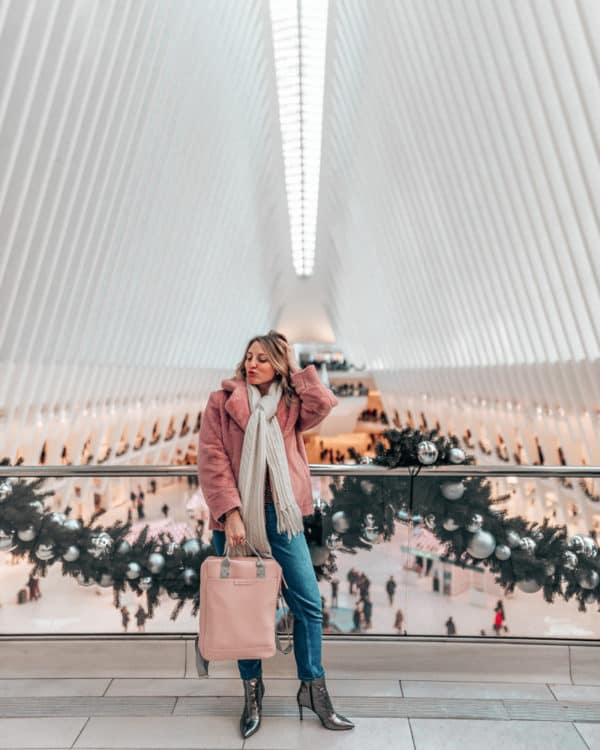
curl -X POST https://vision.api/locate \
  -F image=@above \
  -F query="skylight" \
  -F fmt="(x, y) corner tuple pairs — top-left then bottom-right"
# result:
(270, 0), (329, 277)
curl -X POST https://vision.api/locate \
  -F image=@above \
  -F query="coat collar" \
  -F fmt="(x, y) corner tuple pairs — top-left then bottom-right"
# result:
(220, 377), (299, 435)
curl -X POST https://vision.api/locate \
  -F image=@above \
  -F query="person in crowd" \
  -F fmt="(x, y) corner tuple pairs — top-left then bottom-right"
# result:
(361, 596), (372, 629)
(121, 606), (130, 632)
(330, 577), (339, 608)
(357, 573), (371, 599)
(445, 616), (456, 636)
(161, 503), (170, 518)
(352, 601), (362, 633)
(493, 600), (507, 635)
(347, 568), (358, 594)
(27, 574), (38, 601)
(136, 497), (145, 520)
(414, 555), (424, 576)
(135, 605), (147, 632)
(394, 608), (404, 634)
(197, 330), (353, 737)
(196, 518), (205, 539)
(385, 575), (397, 605)
(432, 570), (440, 593)
(425, 557), (433, 576)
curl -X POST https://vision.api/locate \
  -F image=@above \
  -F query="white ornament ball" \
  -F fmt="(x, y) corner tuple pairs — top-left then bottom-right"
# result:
(332, 511), (350, 534)
(516, 578), (542, 593)
(116, 540), (131, 555)
(494, 544), (511, 561)
(467, 530), (496, 559)
(448, 447), (466, 464)
(182, 539), (201, 556)
(63, 519), (81, 532)
(568, 535), (586, 554)
(181, 568), (198, 586)
(417, 441), (438, 465)
(440, 481), (465, 501)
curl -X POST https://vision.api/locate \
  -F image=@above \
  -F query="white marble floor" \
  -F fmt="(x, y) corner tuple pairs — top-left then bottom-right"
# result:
(0, 638), (598, 749)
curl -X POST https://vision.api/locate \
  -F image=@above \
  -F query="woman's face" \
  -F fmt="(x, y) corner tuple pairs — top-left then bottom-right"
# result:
(245, 342), (276, 386)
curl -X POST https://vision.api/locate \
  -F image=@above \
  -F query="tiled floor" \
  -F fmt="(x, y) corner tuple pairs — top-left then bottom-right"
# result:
(0, 638), (598, 749)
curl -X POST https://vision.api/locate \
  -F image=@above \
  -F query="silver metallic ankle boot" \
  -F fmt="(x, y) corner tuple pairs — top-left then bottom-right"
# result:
(240, 677), (264, 738)
(296, 675), (355, 730)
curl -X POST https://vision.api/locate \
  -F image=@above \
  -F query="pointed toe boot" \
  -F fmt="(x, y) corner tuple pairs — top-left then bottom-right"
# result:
(297, 676), (355, 730)
(240, 676), (264, 739)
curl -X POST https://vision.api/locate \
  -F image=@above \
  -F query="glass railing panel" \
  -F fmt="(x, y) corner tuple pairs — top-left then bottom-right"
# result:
(0, 467), (598, 639)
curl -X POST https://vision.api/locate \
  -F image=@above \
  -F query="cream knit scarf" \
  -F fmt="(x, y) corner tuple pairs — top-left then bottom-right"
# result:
(237, 379), (304, 555)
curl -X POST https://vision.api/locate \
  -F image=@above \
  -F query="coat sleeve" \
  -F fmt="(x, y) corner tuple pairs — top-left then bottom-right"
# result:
(290, 364), (339, 432)
(197, 391), (242, 523)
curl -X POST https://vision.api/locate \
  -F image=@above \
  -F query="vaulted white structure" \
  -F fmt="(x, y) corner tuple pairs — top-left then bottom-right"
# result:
(0, 0), (599, 481)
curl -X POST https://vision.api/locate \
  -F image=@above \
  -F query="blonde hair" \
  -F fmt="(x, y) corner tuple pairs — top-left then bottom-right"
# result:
(234, 330), (296, 407)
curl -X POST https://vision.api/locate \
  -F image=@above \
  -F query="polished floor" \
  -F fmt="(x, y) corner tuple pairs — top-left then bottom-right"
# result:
(0, 638), (598, 749)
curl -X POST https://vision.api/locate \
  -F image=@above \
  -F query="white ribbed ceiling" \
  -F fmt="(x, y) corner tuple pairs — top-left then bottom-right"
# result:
(0, 0), (598, 421)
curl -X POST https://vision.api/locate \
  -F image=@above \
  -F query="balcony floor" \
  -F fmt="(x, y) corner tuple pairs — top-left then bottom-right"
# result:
(0, 637), (598, 749)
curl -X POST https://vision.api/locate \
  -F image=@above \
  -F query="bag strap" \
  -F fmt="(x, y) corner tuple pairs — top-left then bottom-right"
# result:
(221, 540), (266, 578)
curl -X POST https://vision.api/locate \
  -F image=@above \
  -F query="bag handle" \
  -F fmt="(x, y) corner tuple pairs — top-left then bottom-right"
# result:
(221, 540), (266, 579)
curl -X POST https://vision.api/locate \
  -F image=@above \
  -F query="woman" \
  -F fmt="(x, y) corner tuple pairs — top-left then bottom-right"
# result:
(197, 330), (354, 739)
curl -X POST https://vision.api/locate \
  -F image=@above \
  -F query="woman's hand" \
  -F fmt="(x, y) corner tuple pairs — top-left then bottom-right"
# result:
(224, 509), (246, 549)
(285, 343), (301, 374)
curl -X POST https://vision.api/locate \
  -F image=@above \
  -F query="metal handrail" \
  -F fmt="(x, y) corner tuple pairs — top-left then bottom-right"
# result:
(1, 464), (599, 478)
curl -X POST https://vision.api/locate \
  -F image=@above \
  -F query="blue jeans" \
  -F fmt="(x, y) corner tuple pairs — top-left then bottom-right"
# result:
(211, 503), (325, 682)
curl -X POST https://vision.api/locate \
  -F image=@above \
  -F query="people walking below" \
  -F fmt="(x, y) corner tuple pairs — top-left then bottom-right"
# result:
(493, 600), (507, 635)
(361, 596), (372, 629)
(121, 606), (130, 632)
(352, 602), (362, 633)
(357, 573), (370, 600)
(197, 330), (353, 738)
(27, 574), (39, 601)
(136, 497), (145, 520)
(385, 575), (397, 605)
(445, 616), (457, 636)
(347, 567), (358, 594)
(135, 605), (147, 632)
(394, 608), (404, 634)
(161, 503), (170, 518)
(330, 577), (339, 608)
(432, 570), (440, 592)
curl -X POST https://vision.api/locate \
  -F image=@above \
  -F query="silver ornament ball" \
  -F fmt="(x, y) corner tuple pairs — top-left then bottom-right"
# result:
(326, 533), (342, 550)
(181, 568), (198, 586)
(77, 573), (94, 586)
(182, 539), (201, 556)
(516, 578), (542, 593)
(440, 480), (465, 501)
(417, 441), (438, 465)
(519, 537), (537, 555)
(331, 511), (350, 534)
(494, 544), (511, 561)
(126, 562), (142, 580)
(138, 576), (153, 591)
(35, 543), (54, 561)
(62, 545), (80, 562)
(448, 447), (466, 464)
(99, 573), (113, 587)
(50, 512), (67, 525)
(505, 530), (522, 549)
(116, 540), (131, 555)
(63, 519), (81, 532)
(577, 569), (600, 590)
(443, 518), (460, 532)
(467, 530), (496, 559)
(582, 537), (598, 559)
(568, 535), (586, 554)
(466, 514), (483, 533)
(562, 551), (578, 570)
(148, 552), (165, 574)
(88, 532), (113, 559)
(17, 526), (36, 542)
